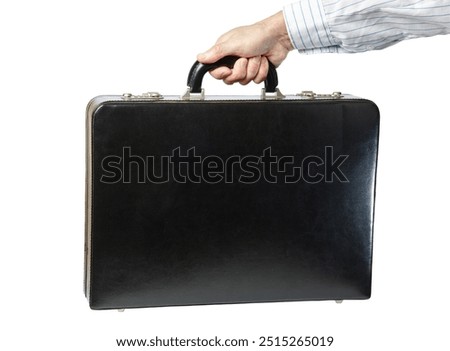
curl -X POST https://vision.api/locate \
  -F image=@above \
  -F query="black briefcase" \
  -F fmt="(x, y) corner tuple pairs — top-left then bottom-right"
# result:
(85, 56), (380, 310)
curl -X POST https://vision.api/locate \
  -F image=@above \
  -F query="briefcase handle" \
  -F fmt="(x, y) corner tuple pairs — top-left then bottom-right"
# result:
(183, 56), (284, 100)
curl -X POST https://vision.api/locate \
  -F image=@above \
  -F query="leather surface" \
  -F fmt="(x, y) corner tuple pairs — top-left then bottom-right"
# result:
(187, 56), (278, 93)
(88, 99), (379, 310)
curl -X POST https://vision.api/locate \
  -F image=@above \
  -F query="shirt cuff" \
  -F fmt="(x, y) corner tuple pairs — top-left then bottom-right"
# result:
(283, 0), (339, 54)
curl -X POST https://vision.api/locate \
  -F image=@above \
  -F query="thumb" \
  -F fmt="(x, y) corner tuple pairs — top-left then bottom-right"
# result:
(197, 44), (231, 64)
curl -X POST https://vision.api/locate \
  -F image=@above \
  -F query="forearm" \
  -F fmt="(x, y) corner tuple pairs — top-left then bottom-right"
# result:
(284, 0), (450, 54)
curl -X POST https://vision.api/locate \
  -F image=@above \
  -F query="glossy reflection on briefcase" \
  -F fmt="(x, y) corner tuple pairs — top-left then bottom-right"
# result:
(85, 56), (379, 310)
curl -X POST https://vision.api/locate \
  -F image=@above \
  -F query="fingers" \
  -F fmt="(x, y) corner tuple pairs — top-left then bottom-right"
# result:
(209, 56), (268, 85)
(240, 56), (261, 85)
(253, 57), (269, 84)
(223, 57), (248, 84)
(224, 56), (269, 85)
(209, 67), (232, 80)
(199, 54), (269, 85)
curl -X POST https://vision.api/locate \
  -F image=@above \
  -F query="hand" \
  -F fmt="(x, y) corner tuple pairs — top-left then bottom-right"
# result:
(197, 11), (294, 85)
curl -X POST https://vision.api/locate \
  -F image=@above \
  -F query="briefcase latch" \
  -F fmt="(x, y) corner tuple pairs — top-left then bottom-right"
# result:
(297, 91), (342, 99)
(122, 92), (164, 101)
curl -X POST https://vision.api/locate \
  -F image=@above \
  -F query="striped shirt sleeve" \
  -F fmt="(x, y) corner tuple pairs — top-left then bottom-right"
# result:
(283, 0), (450, 54)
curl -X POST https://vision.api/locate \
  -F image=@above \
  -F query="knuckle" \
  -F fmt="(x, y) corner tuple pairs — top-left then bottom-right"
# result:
(213, 44), (223, 55)
(253, 77), (263, 84)
(236, 70), (247, 80)
(210, 67), (231, 80)
(234, 61), (248, 80)
(209, 71), (221, 79)
(247, 65), (259, 79)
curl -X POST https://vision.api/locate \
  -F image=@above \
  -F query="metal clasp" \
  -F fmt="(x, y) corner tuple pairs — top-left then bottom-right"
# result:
(122, 92), (163, 100)
(297, 91), (342, 99)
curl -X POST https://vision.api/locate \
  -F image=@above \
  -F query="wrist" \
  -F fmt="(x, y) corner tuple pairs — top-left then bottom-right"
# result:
(259, 11), (294, 52)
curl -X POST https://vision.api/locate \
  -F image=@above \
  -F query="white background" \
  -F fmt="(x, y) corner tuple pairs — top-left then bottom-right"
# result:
(1, 1), (449, 350)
